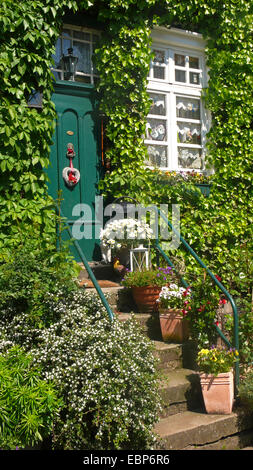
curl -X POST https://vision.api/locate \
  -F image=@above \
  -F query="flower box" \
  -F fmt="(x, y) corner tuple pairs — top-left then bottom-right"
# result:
(159, 308), (189, 343)
(199, 370), (234, 414)
(132, 286), (162, 313)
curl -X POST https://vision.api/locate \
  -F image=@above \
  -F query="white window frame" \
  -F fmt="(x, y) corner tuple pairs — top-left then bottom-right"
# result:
(145, 27), (210, 172)
(52, 24), (100, 85)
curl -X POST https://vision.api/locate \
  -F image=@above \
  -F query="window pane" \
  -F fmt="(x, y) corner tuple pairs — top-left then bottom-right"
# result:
(73, 30), (90, 41)
(154, 50), (165, 64)
(178, 148), (202, 169)
(62, 29), (71, 38)
(93, 34), (99, 43)
(146, 145), (167, 167)
(175, 54), (186, 67)
(146, 119), (166, 141)
(28, 91), (43, 108)
(73, 41), (91, 74)
(190, 72), (200, 85)
(176, 97), (200, 120)
(189, 56), (199, 69)
(177, 123), (201, 144)
(63, 38), (71, 55)
(175, 69), (186, 82)
(149, 93), (166, 115)
(153, 66), (165, 80)
(92, 39), (99, 74)
(52, 38), (62, 68)
(52, 70), (62, 80)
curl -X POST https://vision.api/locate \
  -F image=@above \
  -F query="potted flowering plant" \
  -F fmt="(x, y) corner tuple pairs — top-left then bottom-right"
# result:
(156, 284), (192, 343)
(197, 346), (239, 414)
(100, 218), (153, 265)
(121, 266), (174, 313)
(152, 169), (212, 197)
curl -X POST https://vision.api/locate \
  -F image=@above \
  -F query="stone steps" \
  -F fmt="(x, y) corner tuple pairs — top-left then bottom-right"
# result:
(78, 266), (253, 450)
(158, 368), (203, 417)
(154, 408), (253, 450)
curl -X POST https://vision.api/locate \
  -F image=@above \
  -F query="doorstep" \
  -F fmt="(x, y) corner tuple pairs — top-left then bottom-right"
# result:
(79, 279), (121, 288)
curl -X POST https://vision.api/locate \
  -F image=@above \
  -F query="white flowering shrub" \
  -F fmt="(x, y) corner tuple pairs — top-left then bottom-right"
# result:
(26, 290), (161, 450)
(100, 218), (153, 251)
(0, 240), (161, 450)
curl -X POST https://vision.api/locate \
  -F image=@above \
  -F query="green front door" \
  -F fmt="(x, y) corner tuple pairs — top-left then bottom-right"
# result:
(48, 81), (102, 261)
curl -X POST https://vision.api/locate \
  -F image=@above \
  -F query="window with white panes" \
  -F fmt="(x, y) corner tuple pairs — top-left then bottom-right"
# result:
(52, 25), (99, 84)
(145, 43), (208, 171)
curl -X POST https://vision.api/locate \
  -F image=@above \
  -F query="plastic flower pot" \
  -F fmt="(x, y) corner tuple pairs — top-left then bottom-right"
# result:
(199, 370), (234, 414)
(159, 308), (189, 343)
(131, 286), (162, 313)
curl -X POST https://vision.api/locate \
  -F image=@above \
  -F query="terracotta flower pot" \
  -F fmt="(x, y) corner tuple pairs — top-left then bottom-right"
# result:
(131, 286), (161, 313)
(159, 308), (189, 343)
(199, 370), (234, 414)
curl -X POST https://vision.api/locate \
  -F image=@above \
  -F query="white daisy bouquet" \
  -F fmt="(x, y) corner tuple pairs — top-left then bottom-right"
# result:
(100, 218), (154, 251)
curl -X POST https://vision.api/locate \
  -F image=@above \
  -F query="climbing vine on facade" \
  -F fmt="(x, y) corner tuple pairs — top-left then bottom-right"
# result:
(0, 1), (252, 341)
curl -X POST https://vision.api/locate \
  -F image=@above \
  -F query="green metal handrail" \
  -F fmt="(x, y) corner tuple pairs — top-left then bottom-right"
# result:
(154, 207), (240, 390)
(54, 204), (115, 322)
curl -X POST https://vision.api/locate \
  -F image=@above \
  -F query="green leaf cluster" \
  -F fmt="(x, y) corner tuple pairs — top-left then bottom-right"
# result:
(93, 1), (252, 363)
(1, 0), (252, 363)
(0, 345), (61, 450)
(0, 236), (79, 332)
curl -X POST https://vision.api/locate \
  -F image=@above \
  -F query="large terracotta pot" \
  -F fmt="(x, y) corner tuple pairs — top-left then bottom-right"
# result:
(159, 308), (189, 343)
(131, 286), (161, 313)
(199, 370), (234, 414)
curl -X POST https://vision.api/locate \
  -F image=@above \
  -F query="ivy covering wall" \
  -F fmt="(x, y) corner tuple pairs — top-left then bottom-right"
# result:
(0, 0), (252, 348)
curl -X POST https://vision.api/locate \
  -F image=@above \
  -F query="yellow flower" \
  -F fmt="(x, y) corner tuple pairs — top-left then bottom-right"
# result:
(199, 349), (209, 355)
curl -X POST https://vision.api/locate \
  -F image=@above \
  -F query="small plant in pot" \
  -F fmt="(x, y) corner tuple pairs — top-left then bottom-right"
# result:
(121, 266), (174, 313)
(197, 346), (239, 414)
(156, 284), (192, 343)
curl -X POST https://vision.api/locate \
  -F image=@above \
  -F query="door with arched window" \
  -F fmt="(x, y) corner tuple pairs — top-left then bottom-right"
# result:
(47, 26), (102, 262)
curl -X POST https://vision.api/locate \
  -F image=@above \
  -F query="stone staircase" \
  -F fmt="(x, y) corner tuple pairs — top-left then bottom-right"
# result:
(79, 262), (253, 450)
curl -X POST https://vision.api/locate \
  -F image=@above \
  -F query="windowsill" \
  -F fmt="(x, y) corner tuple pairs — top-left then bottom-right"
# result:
(53, 79), (94, 89)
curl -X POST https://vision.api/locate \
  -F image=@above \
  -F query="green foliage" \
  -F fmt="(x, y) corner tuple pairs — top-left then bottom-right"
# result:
(188, 275), (223, 347)
(0, 0), (252, 367)
(94, 1), (253, 366)
(7, 291), (161, 450)
(239, 368), (253, 411)
(0, 240), (161, 450)
(0, 345), (61, 450)
(0, 236), (79, 338)
(122, 266), (174, 288)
